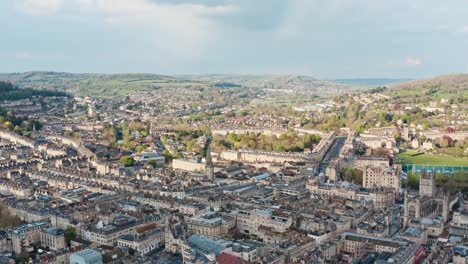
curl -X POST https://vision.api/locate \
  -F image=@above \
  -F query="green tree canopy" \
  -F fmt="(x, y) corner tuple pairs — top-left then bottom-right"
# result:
(64, 226), (77, 246)
(119, 156), (135, 167)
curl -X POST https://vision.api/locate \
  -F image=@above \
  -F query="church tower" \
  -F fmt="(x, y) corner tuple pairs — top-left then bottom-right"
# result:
(204, 136), (214, 180)
(419, 169), (436, 196)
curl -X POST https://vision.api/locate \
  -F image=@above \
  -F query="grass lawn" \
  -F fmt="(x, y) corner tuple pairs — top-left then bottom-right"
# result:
(397, 150), (468, 166)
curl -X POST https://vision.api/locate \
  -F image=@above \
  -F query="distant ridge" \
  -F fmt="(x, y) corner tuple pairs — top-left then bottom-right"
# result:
(333, 78), (411, 86)
(179, 74), (348, 90)
(5, 71), (464, 98)
(0, 72), (355, 97)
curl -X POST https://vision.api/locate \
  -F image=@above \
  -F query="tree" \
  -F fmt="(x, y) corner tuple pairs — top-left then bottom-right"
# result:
(445, 127), (455, 133)
(441, 135), (453, 148)
(0, 202), (21, 228)
(394, 131), (401, 139)
(406, 173), (419, 190)
(140, 130), (149, 137)
(73, 132), (81, 140)
(3, 121), (13, 130)
(0, 81), (14, 91)
(147, 159), (157, 168)
(64, 226), (77, 246)
(377, 111), (387, 123)
(353, 169), (363, 185)
(135, 145), (145, 153)
(162, 150), (175, 163)
(103, 126), (117, 145)
(341, 168), (363, 184)
(343, 169), (354, 182)
(119, 156), (135, 167)
(273, 144), (285, 152)
(13, 125), (22, 133)
(443, 177), (459, 195)
(200, 147), (207, 158)
(186, 140), (196, 152)
(374, 147), (390, 158)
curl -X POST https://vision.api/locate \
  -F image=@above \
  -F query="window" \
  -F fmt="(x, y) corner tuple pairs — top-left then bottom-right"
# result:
(408, 205), (416, 219)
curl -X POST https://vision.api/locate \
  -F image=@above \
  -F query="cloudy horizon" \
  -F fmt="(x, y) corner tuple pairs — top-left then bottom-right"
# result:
(1, 0), (468, 79)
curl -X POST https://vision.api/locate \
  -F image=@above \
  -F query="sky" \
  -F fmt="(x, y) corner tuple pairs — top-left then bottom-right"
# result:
(1, 0), (468, 78)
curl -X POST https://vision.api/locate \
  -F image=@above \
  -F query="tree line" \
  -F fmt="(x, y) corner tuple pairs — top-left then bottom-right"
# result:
(0, 81), (68, 100)
(0, 108), (42, 135)
(212, 132), (322, 152)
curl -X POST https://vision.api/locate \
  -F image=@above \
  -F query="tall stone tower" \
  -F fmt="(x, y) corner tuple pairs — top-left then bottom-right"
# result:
(419, 169), (436, 196)
(87, 103), (97, 118)
(204, 136), (214, 180)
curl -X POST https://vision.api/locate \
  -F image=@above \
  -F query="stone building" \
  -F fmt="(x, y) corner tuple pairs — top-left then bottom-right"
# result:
(11, 220), (50, 254)
(172, 158), (206, 173)
(236, 209), (292, 240)
(0, 231), (9, 253)
(117, 223), (164, 256)
(453, 246), (468, 264)
(164, 219), (189, 255)
(81, 216), (143, 246)
(362, 164), (401, 191)
(403, 170), (450, 226)
(188, 211), (235, 236)
(341, 232), (406, 258)
(41, 227), (66, 251)
(307, 182), (395, 210)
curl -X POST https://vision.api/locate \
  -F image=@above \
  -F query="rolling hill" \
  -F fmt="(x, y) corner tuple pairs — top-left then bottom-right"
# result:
(389, 74), (468, 99)
(0, 72), (361, 98)
(333, 78), (411, 86)
(180, 74), (350, 90)
(1, 72), (467, 99)
(0, 72), (209, 97)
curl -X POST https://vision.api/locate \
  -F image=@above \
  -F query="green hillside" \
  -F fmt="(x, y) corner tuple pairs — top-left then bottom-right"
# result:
(0, 72), (210, 97)
(0, 72), (364, 99)
(180, 74), (352, 90)
(389, 74), (468, 99)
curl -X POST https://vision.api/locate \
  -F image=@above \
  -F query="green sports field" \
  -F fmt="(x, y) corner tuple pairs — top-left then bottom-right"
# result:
(397, 150), (468, 166)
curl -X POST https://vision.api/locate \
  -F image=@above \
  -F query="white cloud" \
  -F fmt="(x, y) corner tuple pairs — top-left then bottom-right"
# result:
(462, 26), (468, 33)
(276, 0), (468, 39)
(16, 0), (235, 60)
(16, 0), (64, 16)
(405, 57), (422, 66)
(79, 0), (235, 60)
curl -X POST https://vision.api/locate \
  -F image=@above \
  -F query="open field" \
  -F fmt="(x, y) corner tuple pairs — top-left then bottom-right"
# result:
(397, 150), (468, 166)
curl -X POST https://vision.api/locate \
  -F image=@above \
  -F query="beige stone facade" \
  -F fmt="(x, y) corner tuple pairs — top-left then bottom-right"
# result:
(362, 164), (401, 191)
(41, 227), (66, 251)
(188, 212), (235, 236)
